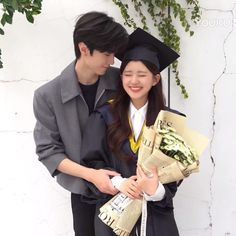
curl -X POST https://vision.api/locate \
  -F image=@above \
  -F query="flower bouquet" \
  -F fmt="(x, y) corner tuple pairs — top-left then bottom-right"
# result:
(98, 110), (209, 236)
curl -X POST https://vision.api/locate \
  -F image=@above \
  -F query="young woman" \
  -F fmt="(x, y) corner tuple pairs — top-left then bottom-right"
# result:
(81, 28), (182, 236)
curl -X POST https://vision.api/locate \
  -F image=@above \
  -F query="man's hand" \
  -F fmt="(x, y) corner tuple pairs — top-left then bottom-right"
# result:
(88, 168), (120, 195)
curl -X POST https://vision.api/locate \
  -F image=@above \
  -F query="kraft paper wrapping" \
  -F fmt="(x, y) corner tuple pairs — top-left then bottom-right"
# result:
(98, 193), (142, 236)
(98, 110), (209, 236)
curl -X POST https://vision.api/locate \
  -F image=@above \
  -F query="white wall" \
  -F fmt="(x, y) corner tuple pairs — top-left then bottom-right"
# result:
(0, 0), (235, 235)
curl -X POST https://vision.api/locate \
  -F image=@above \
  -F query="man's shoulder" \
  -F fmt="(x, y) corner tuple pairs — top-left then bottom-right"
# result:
(106, 66), (120, 77)
(34, 75), (61, 98)
(34, 61), (75, 97)
(98, 66), (120, 90)
(107, 66), (119, 72)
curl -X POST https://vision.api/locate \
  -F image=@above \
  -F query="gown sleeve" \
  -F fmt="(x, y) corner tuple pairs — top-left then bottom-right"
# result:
(81, 111), (111, 168)
(144, 182), (178, 211)
(80, 111), (112, 200)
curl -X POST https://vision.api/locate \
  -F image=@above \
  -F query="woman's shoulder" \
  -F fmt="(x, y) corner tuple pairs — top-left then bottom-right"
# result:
(94, 102), (114, 125)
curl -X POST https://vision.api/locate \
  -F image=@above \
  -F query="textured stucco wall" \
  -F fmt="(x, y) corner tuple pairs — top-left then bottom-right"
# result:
(0, 0), (236, 235)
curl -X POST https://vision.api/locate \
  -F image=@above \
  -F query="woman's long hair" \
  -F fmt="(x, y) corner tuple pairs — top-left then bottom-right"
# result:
(107, 59), (165, 160)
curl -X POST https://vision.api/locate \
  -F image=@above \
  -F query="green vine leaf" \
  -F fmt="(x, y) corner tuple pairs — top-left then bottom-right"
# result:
(112, 0), (201, 99)
(11, 0), (19, 11)
(0, 0), (43, 68)
(25, 10), (34, 23)
(0, 27), (4, 35)
(0, 49), (3, 68)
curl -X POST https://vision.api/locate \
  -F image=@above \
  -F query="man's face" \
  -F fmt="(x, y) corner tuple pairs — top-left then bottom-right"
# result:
(85, 49), (115, 75)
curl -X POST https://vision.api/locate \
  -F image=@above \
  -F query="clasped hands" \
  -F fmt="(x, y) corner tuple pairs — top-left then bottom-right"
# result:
(91, 165), (159, 198)
(118, 165), (159, 199)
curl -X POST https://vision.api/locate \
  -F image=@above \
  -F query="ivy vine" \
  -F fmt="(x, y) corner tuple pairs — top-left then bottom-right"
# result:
(0, 0), (43, 68)
(111, 0), (201, 98)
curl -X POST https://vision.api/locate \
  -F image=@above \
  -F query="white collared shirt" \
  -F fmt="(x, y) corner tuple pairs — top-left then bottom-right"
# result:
(129, 102), (148, 141)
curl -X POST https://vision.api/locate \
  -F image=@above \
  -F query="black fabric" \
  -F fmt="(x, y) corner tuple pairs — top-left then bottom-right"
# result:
(81, 105), (182, 236)
(79, 79), (99, 114)
(71, 193), (96, 236)
(116, 28), (179, 72)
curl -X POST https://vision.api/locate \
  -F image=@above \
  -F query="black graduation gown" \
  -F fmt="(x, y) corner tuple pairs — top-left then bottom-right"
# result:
(81, 104), (180, 236)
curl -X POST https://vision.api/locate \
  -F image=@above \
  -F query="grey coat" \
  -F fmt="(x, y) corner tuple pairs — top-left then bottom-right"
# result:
(33, 60), (119, 194)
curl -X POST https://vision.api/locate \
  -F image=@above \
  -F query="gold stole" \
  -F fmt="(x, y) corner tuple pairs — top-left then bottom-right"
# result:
(128, 117), (145, 154)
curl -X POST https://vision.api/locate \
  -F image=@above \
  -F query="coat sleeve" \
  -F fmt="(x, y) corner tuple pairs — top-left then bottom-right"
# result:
(33, 90), (66, 177)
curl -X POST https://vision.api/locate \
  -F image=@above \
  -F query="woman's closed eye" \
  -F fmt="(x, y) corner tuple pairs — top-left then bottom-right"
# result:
(123, 73), (147, 78)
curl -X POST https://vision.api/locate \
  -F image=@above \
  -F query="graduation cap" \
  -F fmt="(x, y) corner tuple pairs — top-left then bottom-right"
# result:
(116, 28), (179, 72)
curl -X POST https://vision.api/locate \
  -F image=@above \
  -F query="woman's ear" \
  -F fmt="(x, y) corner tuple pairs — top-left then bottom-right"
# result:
(153, 74), (161, 86)
(78, 42), (89, 56)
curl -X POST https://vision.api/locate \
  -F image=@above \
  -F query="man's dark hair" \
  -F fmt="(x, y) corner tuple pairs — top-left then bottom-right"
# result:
(73, 11), (128, 58)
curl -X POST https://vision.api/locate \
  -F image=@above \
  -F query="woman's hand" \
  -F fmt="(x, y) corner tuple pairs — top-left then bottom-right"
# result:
(119, 175), (142, 199)
(136, 165), (159, 196)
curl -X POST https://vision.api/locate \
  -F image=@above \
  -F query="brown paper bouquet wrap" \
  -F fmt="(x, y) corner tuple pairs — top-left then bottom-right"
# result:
(98, 110), (209, 236)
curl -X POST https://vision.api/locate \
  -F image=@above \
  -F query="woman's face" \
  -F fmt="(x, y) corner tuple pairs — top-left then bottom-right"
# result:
(121, 61), (159, 109)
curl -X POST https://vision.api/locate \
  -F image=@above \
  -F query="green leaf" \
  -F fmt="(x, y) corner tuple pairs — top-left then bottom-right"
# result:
(25, 12), (34, 23)
(11, 0), (18, 10)
(6, 6), (15, 16)
(5, 14), (13, 24)
(0, 27), (4, 35)
(1, 14), (6, 26)
(32, 10), (41, 15)
(0, 48), (2, 69)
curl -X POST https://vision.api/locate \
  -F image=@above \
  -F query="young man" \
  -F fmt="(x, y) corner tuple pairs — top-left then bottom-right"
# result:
(33, 11), (128, 236)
